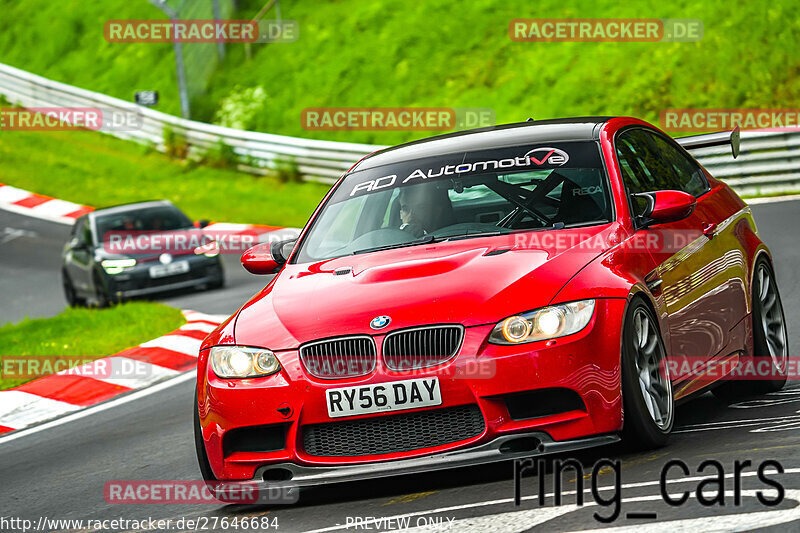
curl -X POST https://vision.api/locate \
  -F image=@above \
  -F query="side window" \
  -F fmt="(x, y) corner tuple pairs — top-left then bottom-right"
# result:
(615, 129), (679, 194)
(646, 133), (708, 197)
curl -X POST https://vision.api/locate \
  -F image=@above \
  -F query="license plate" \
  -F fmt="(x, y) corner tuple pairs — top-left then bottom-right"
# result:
(148, 260), (189, 278)
(326, 377), (441, 418)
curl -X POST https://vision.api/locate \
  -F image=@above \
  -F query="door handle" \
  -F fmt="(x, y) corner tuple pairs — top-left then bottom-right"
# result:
(702, 222), (717, 238)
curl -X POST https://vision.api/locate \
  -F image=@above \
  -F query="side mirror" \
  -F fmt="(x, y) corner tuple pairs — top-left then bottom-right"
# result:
(632, 190), (696, 227)
(197, 219), (210, 229)
(271, 238), (298, 264)
(69, 238), (87, 250)
(241, 243), (281, 275)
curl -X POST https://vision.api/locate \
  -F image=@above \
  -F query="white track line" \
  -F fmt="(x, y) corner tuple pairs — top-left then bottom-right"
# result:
(139, 334), (202, 357)
(0, 185), (33, 204)
(0, 391), (82, 429)
(179, 322), (218, 333)
(29, 198), (84, 217)
(72, 356), (181, 388)
(0, 372), (195, 444)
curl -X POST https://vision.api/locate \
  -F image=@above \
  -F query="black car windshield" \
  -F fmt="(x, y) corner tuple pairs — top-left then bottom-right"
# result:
(294, 141), (611, 263)
(95, 205), (194, 242)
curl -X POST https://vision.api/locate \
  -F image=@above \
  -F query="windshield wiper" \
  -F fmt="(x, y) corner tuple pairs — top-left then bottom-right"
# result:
(352, 234), (437, 255)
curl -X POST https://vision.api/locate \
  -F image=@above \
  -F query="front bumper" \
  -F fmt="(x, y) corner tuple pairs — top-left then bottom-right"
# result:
(103, 254), (223, 297)
(252, 431), (619, 489)
(198, 298), (627, 482)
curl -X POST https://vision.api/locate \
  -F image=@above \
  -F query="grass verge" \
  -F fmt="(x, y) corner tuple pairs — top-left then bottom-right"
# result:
(0, 129), (330, 228)
(0, 302), (185, 390)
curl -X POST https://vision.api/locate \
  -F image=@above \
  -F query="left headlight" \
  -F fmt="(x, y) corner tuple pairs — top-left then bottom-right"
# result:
(209, 346), (281, 378)
(194, 240), (220, 257)
(488, 299), (596, 345)
(101, 258), (137, 274)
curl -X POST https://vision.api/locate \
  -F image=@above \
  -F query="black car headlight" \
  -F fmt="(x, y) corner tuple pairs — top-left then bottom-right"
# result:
(209, 346), (280, 378)
(488, 299), (595, 345)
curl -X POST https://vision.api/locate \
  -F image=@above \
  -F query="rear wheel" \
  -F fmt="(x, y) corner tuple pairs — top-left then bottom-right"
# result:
(713, 258), (788, 401)
(621, 299), (674, 449)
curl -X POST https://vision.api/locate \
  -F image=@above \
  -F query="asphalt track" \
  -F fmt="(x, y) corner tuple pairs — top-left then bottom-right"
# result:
(0, 199), (799, 532)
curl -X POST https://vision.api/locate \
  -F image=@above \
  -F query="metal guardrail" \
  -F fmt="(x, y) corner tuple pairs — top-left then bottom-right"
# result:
(1, 62), (798, 195)
(0, 63), (379, 183)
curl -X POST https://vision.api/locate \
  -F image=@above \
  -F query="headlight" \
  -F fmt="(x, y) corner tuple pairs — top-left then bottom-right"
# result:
(194, 240), (219, 257)
(101, 258), (136, 274)
(209, 346), (280, 378)
(489, 300), (595, 345)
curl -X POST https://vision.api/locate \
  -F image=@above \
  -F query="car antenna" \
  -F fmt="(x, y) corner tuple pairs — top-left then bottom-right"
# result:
(526, 117), (534, 122)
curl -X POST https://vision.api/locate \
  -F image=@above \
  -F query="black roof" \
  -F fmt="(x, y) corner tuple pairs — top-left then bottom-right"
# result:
(89, 199), (176, 217)
(354, 117), (615, 171)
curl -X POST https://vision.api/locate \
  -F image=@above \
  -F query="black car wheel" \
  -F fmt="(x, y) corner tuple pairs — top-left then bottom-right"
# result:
(621, 298), (674, 449)
(92, 271), (110, 308)
(713, 258), (788, 401)
(61, 269), (86, 307)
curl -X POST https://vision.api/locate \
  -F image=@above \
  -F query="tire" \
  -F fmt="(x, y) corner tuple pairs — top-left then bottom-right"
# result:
(193, 387), (218, 484)
(621, 298), (674, 449)
(92, 271), (110, 308)
(61, 269), (86, 307)
(713, 258), (788, 401)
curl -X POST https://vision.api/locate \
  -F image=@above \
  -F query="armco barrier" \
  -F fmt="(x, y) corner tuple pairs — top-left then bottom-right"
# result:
(0, 63), (379, 184)
(0, 62), (798, 194)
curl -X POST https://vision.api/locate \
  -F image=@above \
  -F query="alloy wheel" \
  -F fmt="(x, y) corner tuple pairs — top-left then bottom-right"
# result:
(632, 308), (673, 430)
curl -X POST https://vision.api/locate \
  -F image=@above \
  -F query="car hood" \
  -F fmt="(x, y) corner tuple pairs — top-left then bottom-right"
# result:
(234, 224), (623, 350)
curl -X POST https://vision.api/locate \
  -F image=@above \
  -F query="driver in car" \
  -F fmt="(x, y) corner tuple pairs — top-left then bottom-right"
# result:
(399, 202), (428, 238)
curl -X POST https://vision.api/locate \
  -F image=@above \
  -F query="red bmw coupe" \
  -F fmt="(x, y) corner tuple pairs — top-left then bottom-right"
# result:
(195, 117), (788, 489)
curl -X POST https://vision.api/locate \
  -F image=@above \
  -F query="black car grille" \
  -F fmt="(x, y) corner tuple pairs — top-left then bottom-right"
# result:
(299, 336), (377, 379)
(302, 405), (484, 457)
(382, 325), (464, 371)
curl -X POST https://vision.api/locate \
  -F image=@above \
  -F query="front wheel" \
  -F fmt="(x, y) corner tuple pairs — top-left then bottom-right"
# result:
(621, 299), (674, 449)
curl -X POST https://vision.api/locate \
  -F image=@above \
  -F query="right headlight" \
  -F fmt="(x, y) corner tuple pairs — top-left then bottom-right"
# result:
(488, 299), (595, 345)
(209, 346), (281, 378)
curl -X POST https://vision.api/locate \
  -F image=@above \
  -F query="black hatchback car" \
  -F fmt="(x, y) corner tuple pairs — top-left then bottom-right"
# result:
(61, 200), (224, 306)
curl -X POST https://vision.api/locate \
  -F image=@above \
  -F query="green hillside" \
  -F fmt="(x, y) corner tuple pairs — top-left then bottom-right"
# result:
(1, 0), (797, 146)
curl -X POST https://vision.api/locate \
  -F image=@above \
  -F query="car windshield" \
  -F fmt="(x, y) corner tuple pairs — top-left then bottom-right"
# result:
(294, 141), (611, 263)
(95, 205), (194, 242)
